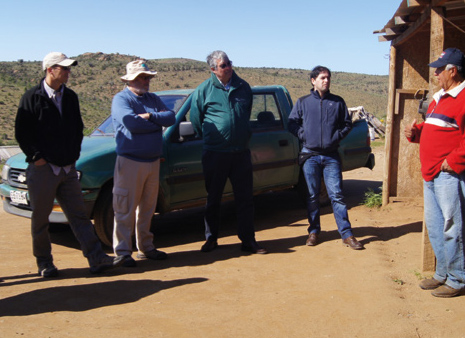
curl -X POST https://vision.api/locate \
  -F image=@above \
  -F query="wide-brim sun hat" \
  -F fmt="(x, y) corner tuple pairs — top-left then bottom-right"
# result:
(121, 60), (157, 81)
(43, 52), (77, 71)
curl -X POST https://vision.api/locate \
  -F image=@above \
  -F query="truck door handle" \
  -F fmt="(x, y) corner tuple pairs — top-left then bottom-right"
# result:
(279, 139), (288, 146)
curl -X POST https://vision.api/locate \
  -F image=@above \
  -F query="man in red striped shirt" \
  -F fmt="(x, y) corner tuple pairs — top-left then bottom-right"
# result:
(405, 48), (465, 298)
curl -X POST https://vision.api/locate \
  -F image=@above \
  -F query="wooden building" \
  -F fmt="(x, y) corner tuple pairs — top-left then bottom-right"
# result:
(374, 0), (465, 271)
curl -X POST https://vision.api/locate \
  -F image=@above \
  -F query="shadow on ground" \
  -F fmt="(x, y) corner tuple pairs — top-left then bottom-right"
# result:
(0, 278), (207, 317)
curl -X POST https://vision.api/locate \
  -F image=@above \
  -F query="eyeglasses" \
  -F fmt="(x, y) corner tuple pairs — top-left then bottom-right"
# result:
(218, 61), (233, 69)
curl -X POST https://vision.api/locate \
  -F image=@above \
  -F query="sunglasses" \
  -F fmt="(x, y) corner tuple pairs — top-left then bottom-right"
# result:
(218, 61), (233, 69)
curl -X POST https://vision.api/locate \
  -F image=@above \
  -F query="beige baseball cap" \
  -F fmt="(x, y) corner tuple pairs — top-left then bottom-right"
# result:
(42, 52), (77, 71)
(121, 60), (157, 81)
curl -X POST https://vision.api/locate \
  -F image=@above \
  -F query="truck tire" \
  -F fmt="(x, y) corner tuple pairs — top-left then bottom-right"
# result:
(93, 184), (114, 247)
(297, 172), (330, 207)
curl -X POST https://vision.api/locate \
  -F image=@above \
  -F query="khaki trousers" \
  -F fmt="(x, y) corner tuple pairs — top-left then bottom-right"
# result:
(112, 156), (160, 256)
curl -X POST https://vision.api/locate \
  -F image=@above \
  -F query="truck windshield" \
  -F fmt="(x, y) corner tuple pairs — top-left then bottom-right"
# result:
(91, 94), (188, 136)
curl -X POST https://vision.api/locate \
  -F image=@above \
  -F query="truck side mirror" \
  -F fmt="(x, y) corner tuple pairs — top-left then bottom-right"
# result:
(176, 121), (196, 142)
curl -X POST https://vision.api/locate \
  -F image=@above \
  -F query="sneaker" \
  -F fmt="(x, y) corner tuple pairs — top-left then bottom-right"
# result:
(89, 255), (124, 274)
(137, 249), (167, 260)
(38, 263), (58, 278)
(419, 278), (444, 290)
(122, 255), (137, 267)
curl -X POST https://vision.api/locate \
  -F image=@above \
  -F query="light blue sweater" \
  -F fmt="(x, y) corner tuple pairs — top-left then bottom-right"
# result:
(111, 88), (175, 162)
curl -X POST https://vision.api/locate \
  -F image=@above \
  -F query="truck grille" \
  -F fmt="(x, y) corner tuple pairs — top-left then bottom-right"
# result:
(9, 168), (28, 188)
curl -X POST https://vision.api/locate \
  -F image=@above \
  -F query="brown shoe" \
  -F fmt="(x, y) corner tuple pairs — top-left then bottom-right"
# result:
(431, 285), (464, 298)
(306, 233), (318, 246)
(342, 236), (364, 250)
(419, 278), (444, 290)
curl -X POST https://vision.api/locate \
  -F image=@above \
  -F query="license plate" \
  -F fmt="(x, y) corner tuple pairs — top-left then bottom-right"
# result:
(10, 190), (28, 205)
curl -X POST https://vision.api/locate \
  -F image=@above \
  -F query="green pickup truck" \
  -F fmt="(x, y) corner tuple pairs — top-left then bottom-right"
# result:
(1, 85), (374, 246)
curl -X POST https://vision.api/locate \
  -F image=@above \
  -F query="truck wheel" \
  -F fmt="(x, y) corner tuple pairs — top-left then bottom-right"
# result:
(296, 172), (330, 207)
(93, 184), (114, 247)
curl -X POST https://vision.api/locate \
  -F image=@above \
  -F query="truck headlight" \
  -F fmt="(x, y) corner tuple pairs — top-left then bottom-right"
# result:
(1, 164), (10, 182)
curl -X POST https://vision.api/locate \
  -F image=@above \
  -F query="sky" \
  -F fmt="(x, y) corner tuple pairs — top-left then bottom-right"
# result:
(0, 0), (401, 75)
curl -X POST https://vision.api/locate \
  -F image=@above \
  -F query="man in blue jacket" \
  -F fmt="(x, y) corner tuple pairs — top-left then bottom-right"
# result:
(190, 50), (266, 254)
(111, 60), (175, 267)
(288, 65), (363, 250)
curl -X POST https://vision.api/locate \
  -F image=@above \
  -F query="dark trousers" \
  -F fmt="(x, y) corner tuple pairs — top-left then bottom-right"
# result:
(26, 163), (105, 268)
(202, 149), (255, 243)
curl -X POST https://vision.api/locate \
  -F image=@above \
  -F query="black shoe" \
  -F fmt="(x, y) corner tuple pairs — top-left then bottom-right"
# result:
(90, 255), (124, 274)
(137, 249), (168, 260)
(122, 255), (137, 267)
(201, 238), (218, 252)
(241, 241), (267, 254)
(38, 262), (58, 278)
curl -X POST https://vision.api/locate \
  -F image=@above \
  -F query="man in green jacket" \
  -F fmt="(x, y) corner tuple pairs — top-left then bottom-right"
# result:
(190, 50), (266, 254)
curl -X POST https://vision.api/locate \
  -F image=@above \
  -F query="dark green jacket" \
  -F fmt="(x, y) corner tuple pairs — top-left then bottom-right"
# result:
(190, 71), (252, 152)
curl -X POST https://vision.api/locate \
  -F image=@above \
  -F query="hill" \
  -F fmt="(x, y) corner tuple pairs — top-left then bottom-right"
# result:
(0, 52), (388, 145)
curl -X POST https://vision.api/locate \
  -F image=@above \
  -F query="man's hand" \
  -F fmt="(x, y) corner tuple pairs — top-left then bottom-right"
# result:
(404, 119), (417, 138)
(441, 159), (455, 173)
(138, 113), (151, 120)
(34, 158), (47, 166)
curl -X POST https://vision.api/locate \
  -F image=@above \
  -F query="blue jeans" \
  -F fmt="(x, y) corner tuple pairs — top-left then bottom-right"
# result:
(424, 172), (465, 289)
(302, 151), (353, 239)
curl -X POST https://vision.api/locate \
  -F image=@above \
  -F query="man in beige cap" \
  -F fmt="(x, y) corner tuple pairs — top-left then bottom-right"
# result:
(15, 52), (124, 277)
(111, 60), (175, 267)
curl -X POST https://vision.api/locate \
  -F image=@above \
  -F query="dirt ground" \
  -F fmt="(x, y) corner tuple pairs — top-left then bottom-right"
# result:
(1, 145), (464, 338)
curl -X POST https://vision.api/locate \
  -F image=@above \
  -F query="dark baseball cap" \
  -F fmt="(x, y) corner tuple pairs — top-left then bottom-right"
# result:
(428, 48), (464, 68)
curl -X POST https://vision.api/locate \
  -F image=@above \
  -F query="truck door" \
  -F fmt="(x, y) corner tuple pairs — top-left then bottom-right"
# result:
(249, 92), (300, 191)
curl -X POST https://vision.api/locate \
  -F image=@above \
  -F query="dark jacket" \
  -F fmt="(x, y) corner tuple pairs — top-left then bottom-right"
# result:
(190, 71), (252, 152)
(288, 89), (352, 154)
(15, 79), (84, 166)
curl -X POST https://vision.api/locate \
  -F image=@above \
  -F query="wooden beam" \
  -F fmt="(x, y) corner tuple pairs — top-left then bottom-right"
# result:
(420, 6), (446, 273)
(382, 45), (397, 207)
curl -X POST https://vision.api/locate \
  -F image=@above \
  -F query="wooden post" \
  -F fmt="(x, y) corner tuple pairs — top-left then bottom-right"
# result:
(382, 45), (397, 206)
(421, 6), (445, 273)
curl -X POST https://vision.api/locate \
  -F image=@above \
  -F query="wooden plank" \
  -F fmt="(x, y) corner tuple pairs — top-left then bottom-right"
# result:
(378, 35), (397, 42)
(407, 0), (430, 7)
(421, 222), (436, 273)
(393, 7), (431, 46)
(431, 0), (449, 6)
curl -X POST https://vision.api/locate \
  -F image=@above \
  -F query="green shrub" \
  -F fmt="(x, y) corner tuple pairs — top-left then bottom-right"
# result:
(362, 187), (382, 208)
